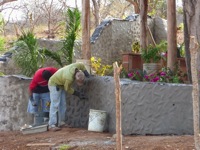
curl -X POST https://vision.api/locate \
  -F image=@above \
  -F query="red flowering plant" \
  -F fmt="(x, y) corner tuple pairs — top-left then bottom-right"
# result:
(144, 67), (186, 83)
(128, 67), (186, 83)
(127, 69), (143, 81)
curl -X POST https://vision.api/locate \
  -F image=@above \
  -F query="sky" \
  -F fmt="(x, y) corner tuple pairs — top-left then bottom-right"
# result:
(1, 0), (81, 22)
(1, 0), (182, 22)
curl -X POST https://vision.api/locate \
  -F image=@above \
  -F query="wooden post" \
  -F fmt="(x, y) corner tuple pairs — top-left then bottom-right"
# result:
(113, 62), (122, 150)
(140, 0), (148, 51)
(190, 36), (200, 150)
(167, 0), (177, 71)
(81, 0), (91, 59)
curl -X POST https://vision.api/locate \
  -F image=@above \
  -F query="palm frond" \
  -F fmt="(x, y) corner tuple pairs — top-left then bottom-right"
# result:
(43, 49), (63, 67)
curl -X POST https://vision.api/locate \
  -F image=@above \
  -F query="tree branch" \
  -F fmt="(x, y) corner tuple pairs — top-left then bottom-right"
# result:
(0, 0), (17, 6)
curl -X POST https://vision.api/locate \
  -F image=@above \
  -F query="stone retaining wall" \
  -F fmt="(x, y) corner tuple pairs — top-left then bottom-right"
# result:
(0, 76), (195, 136)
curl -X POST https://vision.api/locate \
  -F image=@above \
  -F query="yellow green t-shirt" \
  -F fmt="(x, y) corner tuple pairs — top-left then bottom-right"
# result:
(48, 62), (86, 94)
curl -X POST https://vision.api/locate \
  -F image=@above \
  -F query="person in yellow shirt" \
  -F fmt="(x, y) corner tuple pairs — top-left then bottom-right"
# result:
(48, 62), (90, 131)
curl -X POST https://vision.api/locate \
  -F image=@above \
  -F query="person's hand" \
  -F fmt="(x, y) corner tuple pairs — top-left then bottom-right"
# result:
(83, 70), (90, 78)
(73, 90), (88, 100)
(29, 90), (33, 97)
(29, 95), (37, 106)
(79, 93), (87, 99)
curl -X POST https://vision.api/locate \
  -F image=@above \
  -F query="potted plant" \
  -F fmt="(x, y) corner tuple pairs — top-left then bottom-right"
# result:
(141, 44), (162, 75)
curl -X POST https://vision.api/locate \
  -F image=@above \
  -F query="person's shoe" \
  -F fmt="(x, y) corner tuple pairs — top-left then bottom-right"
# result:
(58, 121), (72, 128)
(48, 125), (61, 132)
(59, 124), (72, 128)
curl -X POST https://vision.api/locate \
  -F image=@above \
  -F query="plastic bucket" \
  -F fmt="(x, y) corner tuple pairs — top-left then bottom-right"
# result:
(143, 63), (160, 75)
(88, 109), (107, 132)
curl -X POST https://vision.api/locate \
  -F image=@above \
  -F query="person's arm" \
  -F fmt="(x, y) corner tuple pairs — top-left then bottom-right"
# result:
(72, 90), (87, 99)
(78, 63), (90, 78)
(29, 77), (38, 96)
(63, 80), (74, 95)
(83, 70), (90, 78)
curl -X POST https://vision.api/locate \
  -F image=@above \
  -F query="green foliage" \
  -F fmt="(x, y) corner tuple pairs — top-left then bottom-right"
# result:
(0, 72), (4, 76)
(120, 67), (128, 78)
(127, 69), (143, 81)
(59, 144), (71, 150)
(141, 41), (167, 63)
(132, 41), (140, 53)
(179, 43), (185, 57)
(0, 36), (5, 52)
(141, 44), (161, 63)
(178, 23), (184, 31)
(148, 0), (167, 18)
(62, 8), (81, 64)
(43, 49), (63, 67)
(156, 40), (167, 52)
(0, 14), (4, 34)
(44, 8), (81, 66)
(12, 31), (46, 77)
(91, 57), (113, 76)
(177, 7), (183, 14)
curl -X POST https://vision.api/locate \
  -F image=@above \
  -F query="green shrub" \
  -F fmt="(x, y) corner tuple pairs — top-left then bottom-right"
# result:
(59, 144), (71, 150)
(0, 36), (5, 52)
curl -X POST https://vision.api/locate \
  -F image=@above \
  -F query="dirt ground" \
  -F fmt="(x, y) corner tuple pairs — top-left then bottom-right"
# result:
(0, 127), (195, 150)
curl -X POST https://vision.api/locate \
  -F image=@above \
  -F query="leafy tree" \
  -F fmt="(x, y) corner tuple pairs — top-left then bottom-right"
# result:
(44, 8), (81, 66)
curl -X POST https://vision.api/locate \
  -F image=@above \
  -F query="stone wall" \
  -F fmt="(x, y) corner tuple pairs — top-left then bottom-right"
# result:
(0, 75), (32, 131)
(0, 75), (195, 136)
(91, 17), (155, 65)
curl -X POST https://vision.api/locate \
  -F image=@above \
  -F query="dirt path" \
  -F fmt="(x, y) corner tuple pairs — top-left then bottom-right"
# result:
(0, 127), (195, 150)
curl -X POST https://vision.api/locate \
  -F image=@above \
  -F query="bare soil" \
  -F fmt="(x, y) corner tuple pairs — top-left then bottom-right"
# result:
(0, 127), (195, 150)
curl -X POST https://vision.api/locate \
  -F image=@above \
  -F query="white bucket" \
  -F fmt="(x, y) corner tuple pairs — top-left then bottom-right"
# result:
(88, 109), (107, 132)
(143, 63), (160, 75)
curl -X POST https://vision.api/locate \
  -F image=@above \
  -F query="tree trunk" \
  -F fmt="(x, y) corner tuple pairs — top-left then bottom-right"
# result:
(184, 1), (200, 149)
(190, 36), (200, 150)
(0, 0), (17, 6)
(167, 0), (177, 71)
(92, 0), (100, 27)
(183, 0), (195, 83)
(126, 0), (140, 13)
(81, 0), (91, 59)
(139, 0), (148, 51)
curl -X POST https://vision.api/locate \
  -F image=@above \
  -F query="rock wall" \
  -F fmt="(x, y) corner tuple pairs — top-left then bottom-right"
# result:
(91, 17), (155, 65)
(0, 75), (195, 135)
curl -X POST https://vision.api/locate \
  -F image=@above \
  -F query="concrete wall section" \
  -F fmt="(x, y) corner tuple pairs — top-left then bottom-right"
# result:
(66, 77), (194, 135)
(0, 76), (32, 131)
(120, 81), (193, 135)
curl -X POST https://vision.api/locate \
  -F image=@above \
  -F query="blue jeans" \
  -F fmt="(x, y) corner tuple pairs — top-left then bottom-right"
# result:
(27, 92), (50, 113)
(48, 85), (66, 127)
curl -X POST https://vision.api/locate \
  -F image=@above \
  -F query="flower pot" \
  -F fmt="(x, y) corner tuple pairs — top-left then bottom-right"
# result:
(143, 63), (160, 75)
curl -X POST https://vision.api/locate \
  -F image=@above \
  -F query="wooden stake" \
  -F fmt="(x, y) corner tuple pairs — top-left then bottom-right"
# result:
(113, 62), (122, 150)
(190, 36), (200, 150)
(26, 143), (56, 146)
